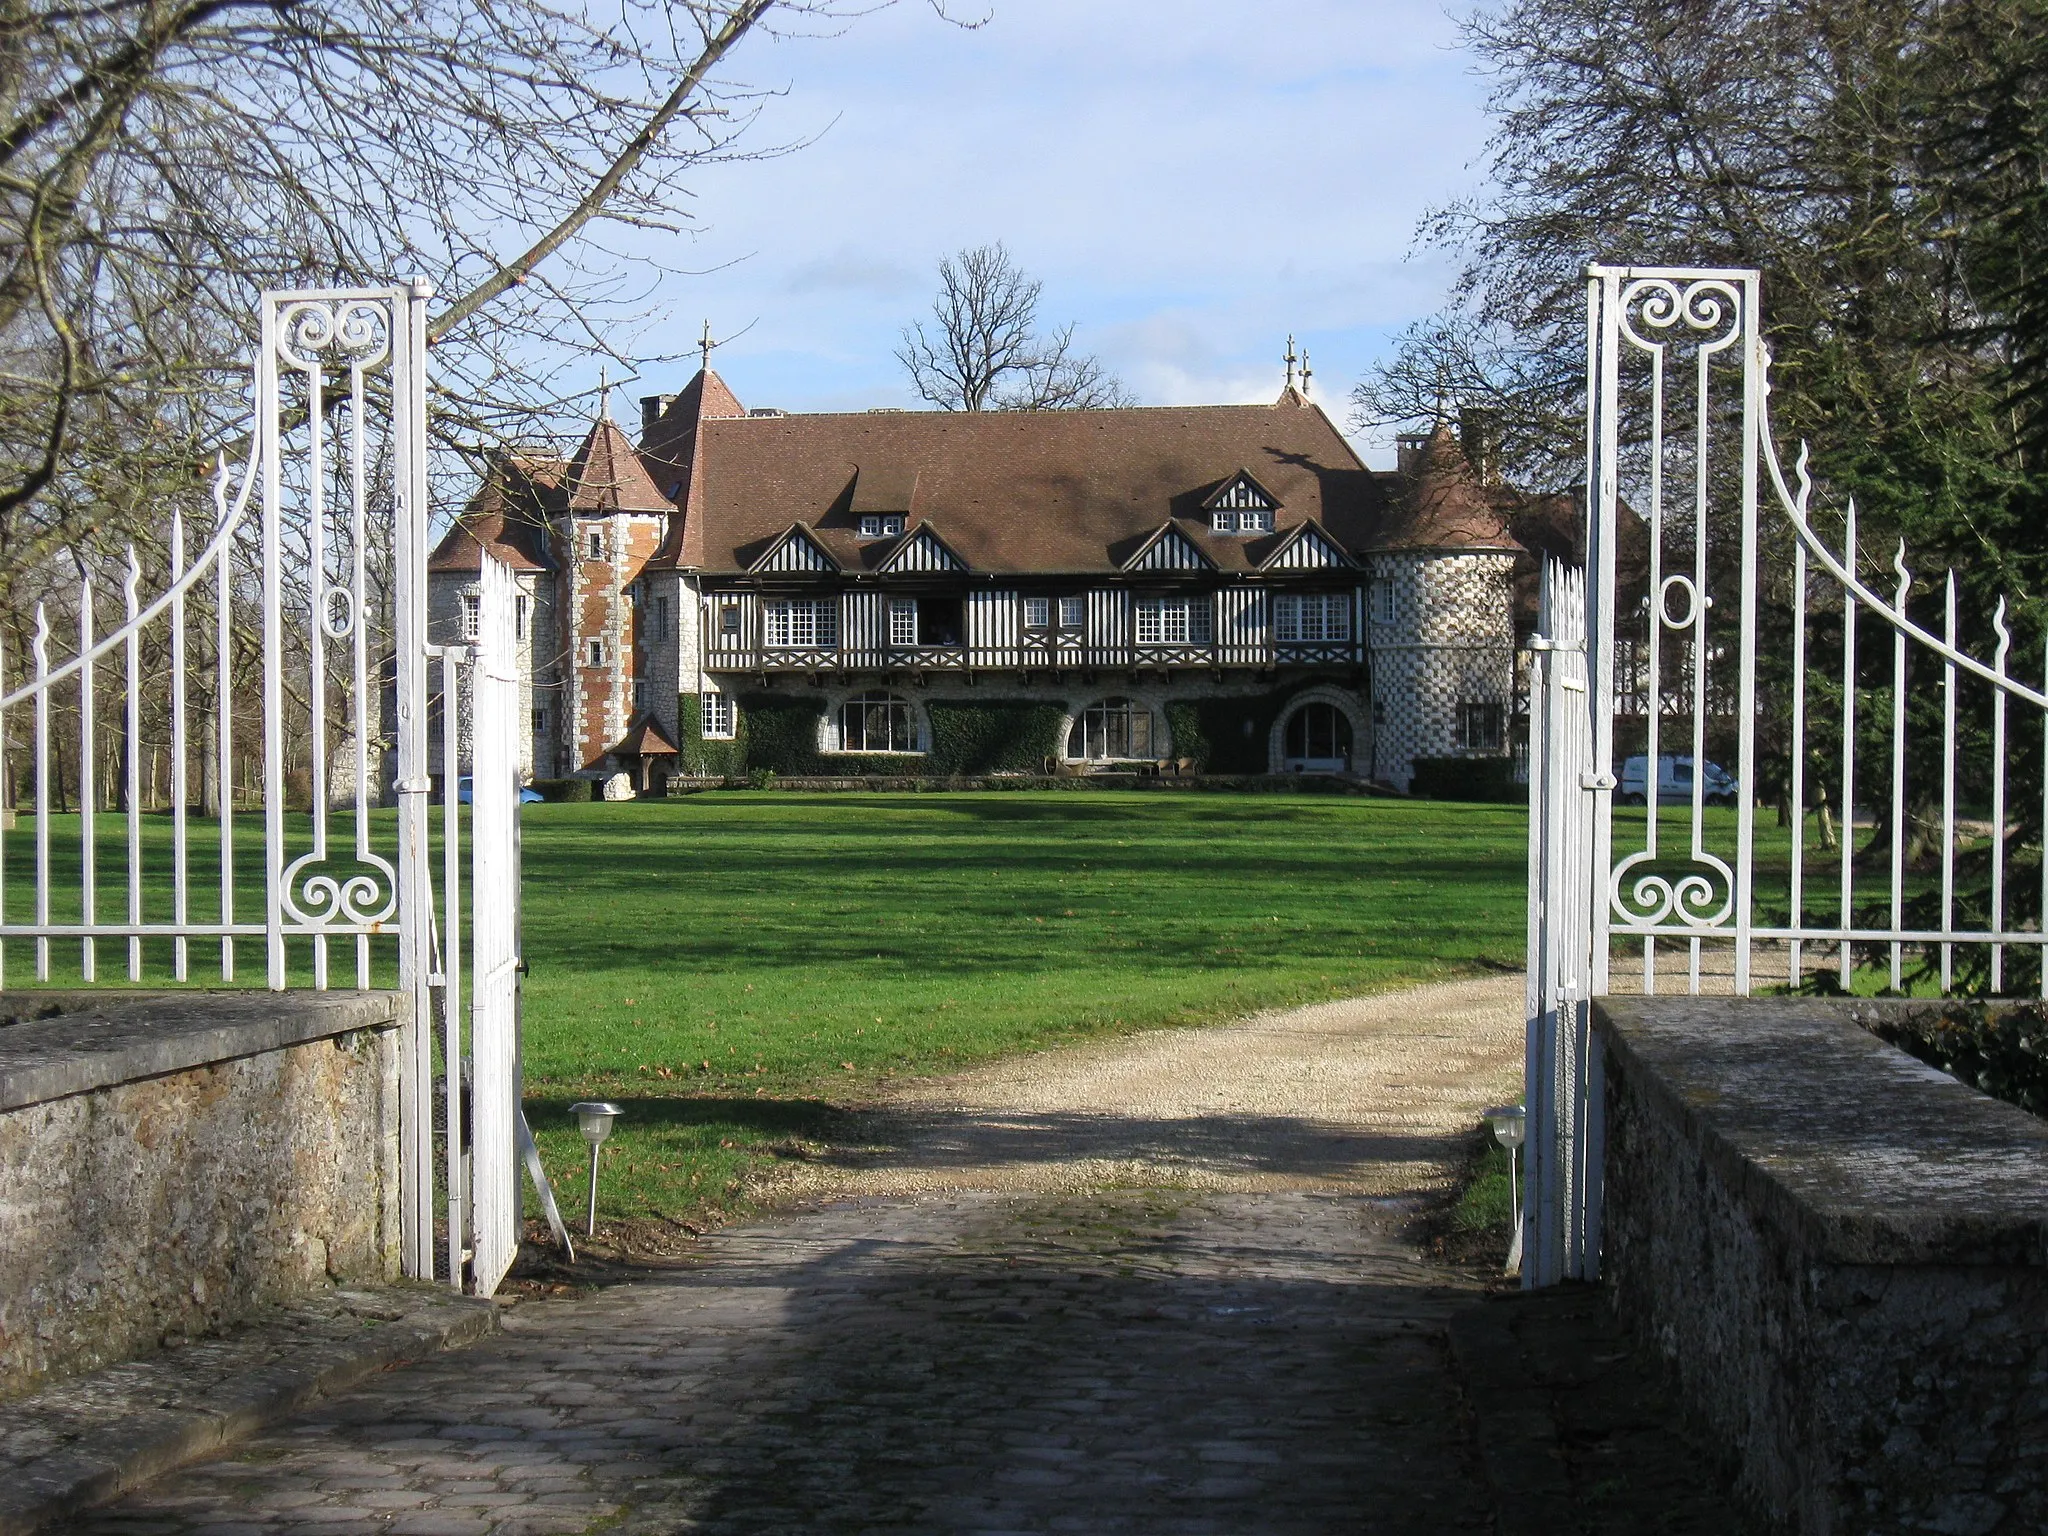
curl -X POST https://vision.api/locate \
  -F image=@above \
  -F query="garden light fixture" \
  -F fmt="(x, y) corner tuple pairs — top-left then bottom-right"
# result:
(567, 1101), (622, 1238)
(1485, 1104), (1526, 1278)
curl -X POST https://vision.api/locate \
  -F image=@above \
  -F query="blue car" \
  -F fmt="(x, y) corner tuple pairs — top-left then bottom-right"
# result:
(456, 777), (545, 805)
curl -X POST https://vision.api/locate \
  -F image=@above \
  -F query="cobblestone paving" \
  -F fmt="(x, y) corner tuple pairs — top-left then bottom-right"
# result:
(67, 1191), (1494, 1535)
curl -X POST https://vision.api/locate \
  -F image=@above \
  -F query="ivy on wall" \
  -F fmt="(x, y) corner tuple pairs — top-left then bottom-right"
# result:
(694, 693), (1068, 777)
(675, 693), (748, 778)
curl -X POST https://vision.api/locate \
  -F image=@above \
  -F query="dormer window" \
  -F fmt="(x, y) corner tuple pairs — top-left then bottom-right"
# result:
(859, 513), (906, 539)
(1205, 471), (1278, 533)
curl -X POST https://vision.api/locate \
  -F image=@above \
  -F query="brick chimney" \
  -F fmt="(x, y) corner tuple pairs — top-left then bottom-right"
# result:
(639, 394), (677, 439)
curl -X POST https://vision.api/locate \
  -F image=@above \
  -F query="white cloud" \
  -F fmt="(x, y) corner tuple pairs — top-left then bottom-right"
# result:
(573, 0), (1492, 465)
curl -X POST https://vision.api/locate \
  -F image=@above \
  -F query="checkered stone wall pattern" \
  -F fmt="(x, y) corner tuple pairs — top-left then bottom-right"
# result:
(1367, 551), (1516, 791)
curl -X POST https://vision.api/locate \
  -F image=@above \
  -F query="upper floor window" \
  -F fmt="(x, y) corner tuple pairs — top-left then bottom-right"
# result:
(1023, 596), (1050, 630)
(701, 692), (735, 740)
(1368, 580), (1393, 627)
(1058, 595), (1086, 631)
(1134, 596), (1213, 646)
(515, 595), (530, 641)
(858, 514), (907, 539)
(1274, 593), (1351, 643)
(1460, 701), (1505, 752)
(459, 591), (480, 641)
(719, 602), (742, 636)
(586, 638), (606, 667)
(633, 678), (649, 712)
(839, 692), (921, 753)
(764, 598), (837, 650)
(1207, 474), (1277, 533)
(585, 528), (604, 560)
(889, 597), (918, 647)
(531, 705), (549, 737)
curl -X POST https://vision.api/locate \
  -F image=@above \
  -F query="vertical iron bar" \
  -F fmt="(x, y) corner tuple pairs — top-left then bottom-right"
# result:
(262, 298), (286, 989)
(1839, 503), (1859, 990)
(78, 576), (95, 980)
(443, 645), (465, 1290)
(34, 606), (50, 980)
(217, 534), (235, 979)
(125, 553), (141, 980)
(1991, 603), (2010, 993)
(1789, 540), (1807, 987)
(1890, 547), (1909, 992)
(1733, 275), (1762, 995)
(171, 508), (189, 981)
(1939, 574), (1957, 990)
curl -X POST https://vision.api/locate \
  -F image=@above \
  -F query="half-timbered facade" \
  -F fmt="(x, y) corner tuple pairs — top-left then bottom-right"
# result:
(429, 366), (1523, 790)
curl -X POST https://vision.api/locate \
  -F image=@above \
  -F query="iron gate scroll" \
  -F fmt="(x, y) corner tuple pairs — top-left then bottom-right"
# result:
(1524, 265), (2048, 1285)
(0, 283), (526, 1295)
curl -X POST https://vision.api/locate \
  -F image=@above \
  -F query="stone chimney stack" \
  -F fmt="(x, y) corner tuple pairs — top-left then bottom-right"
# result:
(639, 394), (677, 441)
(1395, 432), (1429, 476)
(1458, 407), (1500, 484)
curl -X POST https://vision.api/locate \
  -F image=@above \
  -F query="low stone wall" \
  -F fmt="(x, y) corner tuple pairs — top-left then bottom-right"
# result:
(0, 990), (403, 1399)
(1593, 996), (2048, 1536)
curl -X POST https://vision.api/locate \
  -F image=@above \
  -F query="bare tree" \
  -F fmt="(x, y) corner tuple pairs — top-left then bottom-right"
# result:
(896, 243), (1133, 411)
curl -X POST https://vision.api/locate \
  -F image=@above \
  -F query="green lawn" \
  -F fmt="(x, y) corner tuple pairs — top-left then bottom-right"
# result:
(515, 791), (1528, 1230)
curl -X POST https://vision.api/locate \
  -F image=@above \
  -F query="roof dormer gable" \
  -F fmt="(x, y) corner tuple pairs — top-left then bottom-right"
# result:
(1202, 470), (1280, 533)
(748, 522), (839, 574)
(1257, 519), (1355, 571)
(1122, 523), (1216, 573)
(878, 523), (968, 574)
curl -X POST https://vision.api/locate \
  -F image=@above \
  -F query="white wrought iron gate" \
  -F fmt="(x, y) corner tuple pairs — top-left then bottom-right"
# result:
(1525, 264), (2048, 1285)
(0, 283), (527, 1295)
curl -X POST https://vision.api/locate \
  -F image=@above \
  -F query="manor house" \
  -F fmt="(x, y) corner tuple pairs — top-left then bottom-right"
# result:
(427, 363), (1523, 790)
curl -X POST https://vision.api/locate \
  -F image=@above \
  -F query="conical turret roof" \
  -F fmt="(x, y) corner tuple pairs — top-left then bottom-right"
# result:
(1369, 420), (1520, 552)
(565, 414), (670, 515)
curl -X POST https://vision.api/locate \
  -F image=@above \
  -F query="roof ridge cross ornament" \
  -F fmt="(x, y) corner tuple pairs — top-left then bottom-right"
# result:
(1283, 334), (1297, 391)
(1299, 349), (1312, 398)
(699, 319), (714, 372)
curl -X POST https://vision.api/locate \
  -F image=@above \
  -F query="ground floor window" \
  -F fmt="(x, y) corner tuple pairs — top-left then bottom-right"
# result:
(840, 692), (921, 753)
(1460, 700), (1505, 751)
(1283, 702), (1353, 768)
(701, 693), (735, 739)
(1068, 697), (1158, 761)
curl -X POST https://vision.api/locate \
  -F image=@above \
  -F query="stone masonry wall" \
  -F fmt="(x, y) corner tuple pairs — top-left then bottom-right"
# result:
(1594, 996), (2048, 1535)
(0, 992), (402, 1399)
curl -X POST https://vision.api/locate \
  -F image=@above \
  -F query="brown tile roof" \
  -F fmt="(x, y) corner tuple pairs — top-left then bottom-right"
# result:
(427, 454), (560, 574)
(565, 416), (671, 515)
(611, 715), (679, 756)
(648, 394), (1408, 574)
(1367, 421), (1520, 553)
(642, 369), (748, 566)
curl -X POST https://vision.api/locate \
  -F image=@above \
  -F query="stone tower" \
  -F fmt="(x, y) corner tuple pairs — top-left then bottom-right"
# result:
(1365, 422), (1520, 791)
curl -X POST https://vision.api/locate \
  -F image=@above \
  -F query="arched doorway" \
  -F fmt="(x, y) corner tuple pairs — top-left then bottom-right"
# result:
(1281, 701), (1353, 773)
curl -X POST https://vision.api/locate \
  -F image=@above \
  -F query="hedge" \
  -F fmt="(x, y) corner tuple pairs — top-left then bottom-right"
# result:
(1862, 1003), (2048, 1119)
(1409, 755), (1523, 803)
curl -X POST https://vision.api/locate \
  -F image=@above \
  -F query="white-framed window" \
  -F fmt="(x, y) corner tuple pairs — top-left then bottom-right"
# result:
(1067, 697), (1159, 761)
(459, 591), (480, 641)
(515, 595), (530, 641)
(1460, 700), (1505, 751)
(1134, 596), (1213, 646)
(1368, 580), (1393, 627)
(1023, 596), (1050, 631)
(701, 693), (735, 739)
(1274, 593), (1351, 643)
(1058, 595), (1086, 631)
(764, 598), (837, 649)
(633, 678), (649, 712)
(838, 692), (921, 753)
(532, 706), (548, 736)
(888, 598), (918, 647)
(585, 528), (604, 560)
(586, 638), (606, 667)
(858, 514), (906, 539)
(1211, 504), (1273, 534)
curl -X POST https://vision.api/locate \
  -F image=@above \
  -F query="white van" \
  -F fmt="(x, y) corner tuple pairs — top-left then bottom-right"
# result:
(1618, 754), (1739, 807)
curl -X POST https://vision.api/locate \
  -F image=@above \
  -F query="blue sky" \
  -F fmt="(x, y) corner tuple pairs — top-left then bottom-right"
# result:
(600, 0), (1493, 465)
